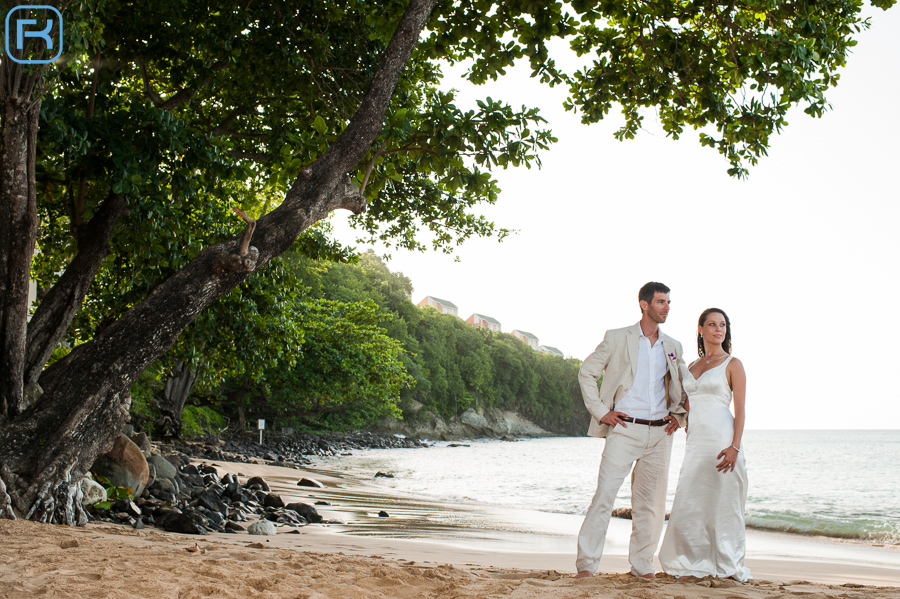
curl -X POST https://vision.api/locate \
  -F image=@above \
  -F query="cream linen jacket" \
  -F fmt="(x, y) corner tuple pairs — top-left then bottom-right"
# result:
(579, 322), (688, 438)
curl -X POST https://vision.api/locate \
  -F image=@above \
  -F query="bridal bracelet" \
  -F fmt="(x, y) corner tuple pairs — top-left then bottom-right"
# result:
(730, 445), (740, 452)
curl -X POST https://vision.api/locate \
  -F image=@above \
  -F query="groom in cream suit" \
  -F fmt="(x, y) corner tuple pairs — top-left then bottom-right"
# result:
(575, 282), (688, 579)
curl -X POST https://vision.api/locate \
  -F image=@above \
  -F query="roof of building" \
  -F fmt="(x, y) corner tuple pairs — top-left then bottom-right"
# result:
(422, 296), (458, 309)
(473, 313), (501, 326)
(512, 330), (539, 341)
(541, 345), (564, 356)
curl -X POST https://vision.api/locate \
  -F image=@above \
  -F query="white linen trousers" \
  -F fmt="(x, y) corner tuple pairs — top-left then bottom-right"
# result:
(575, 423), (673, 576)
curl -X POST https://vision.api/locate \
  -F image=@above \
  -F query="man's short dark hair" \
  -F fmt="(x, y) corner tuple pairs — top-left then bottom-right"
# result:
(639, 282), (670, 306)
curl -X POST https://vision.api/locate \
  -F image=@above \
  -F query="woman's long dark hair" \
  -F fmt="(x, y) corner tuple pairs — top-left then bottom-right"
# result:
(697, 308), (732, 357)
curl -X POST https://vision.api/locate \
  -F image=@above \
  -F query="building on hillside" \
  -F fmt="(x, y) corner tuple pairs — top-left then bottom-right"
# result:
(417, 295), (459, 316)
(541, 345), (564, 357)
(511, 329), (541, 350)
(466, 313), (501, 332)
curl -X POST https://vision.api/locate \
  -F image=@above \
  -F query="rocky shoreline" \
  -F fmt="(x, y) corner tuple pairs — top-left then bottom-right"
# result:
(83, 419), (558, 539)
(378, 406), (552, 440)
(175, 429), (430, 465)
(85, 429), (428, 536)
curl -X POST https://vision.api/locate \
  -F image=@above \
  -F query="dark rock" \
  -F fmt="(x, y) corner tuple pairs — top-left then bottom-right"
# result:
(181, 464), (201, 476)
(156, 512), (205, 535)
(196, 490), (227, 514)
(147, 455), (177, 480)
(203, 510), (226, 527)
(225, 481), (243, 500)
(314, 501), (330, 506)
(246, 476), (270, 491)
(378, 510), (390, 518)
(149, 478), (178, 496)
(228, 506), (252, 522)
(113, 499), (142, 518)
(225, 521), (245, 532)
(285, 502), (323, 523)
(184, 474), (205, 489)
(297, 478), (324, 488)
(375, 472), (394, 478)
(133, 518), (145, 530)
(264, 510), (306, 525)
(263, 493), (285, 509)
(447, 443), (470, 448)
(131, 432), (152, 454)
(152, 490), (177, 504)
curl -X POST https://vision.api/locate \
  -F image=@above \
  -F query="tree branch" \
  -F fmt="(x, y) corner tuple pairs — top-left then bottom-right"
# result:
(24, 193), (128, 384)
(301, 0), (440, 182)
(138, 60), (228, 111)
(209, 107), (243, 135)
(31, 0), (438, 428)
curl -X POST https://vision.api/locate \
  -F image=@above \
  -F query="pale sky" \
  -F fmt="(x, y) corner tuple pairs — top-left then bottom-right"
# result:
(331, 7), (900, 431)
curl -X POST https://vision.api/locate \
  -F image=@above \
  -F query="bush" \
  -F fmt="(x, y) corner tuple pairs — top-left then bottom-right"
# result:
(182, 405), (228, 439)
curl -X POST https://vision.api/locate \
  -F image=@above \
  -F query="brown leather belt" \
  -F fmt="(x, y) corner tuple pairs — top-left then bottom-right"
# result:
(620, 416), (668, 426)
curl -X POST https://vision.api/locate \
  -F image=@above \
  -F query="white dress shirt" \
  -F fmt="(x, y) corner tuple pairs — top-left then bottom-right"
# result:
(614, 323), (669, 420)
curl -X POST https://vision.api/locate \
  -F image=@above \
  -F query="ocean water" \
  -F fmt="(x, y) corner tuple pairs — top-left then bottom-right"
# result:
(311, 430), (900, 546)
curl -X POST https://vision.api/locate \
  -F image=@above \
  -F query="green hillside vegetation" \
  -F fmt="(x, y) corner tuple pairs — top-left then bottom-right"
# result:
(301, 251), (590, 435)
(131, 250), (589, 437)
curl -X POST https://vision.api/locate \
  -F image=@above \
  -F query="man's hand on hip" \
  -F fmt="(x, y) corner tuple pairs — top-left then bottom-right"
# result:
(664, 415), (680, 435)
(600, 410), (629, 428)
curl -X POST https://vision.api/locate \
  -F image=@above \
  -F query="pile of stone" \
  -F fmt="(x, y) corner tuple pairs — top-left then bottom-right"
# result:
(86, 433), (331, 536)
(171, 430), (428, 466)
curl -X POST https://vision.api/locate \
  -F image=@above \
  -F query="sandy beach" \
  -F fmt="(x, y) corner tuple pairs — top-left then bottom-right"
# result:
(2, 458), (898, 598)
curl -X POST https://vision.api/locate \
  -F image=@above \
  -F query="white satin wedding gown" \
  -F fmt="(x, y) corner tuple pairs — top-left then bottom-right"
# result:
(659, 356), (750, 581)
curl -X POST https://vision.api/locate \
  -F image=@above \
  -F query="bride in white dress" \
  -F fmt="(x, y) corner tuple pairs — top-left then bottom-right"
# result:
(659, 308), (749, 581)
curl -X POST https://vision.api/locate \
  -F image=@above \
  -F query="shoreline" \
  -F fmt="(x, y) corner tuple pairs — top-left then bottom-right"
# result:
(210, 458), (900, 586)
(3, 457), (899, 598)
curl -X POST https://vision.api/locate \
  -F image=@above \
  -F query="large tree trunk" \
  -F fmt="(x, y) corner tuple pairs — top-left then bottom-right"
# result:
(0, 86), (41, 419)
(0, 0), (439, 525)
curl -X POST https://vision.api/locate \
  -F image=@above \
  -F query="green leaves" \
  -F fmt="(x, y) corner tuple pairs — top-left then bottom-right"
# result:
(89, 474), (134, 510)
(312, 115), (328, 135)
(347, 88), (552, 252)
(563, 0), (886, 177)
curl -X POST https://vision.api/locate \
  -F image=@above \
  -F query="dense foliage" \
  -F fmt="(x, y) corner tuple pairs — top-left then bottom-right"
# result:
(145, 251), (588, 436)
(288, 252), (589, 435)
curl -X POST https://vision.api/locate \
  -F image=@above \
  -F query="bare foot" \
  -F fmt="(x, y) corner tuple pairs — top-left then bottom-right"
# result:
(678, 576), (691, 581)
(640, 573), (656, 579)
(574, 570), (592, 579)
